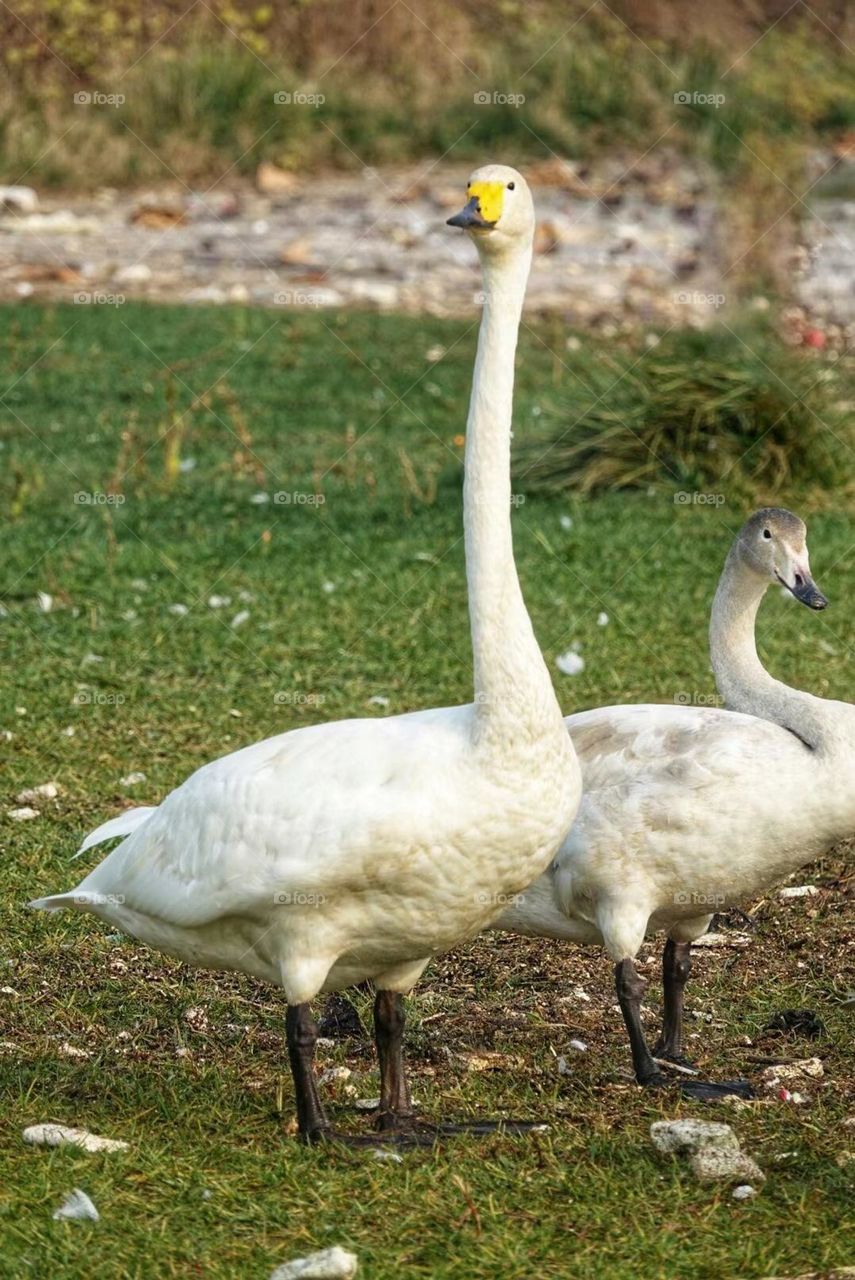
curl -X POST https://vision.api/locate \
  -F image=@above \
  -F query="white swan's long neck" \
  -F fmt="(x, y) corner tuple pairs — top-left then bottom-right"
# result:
(709, 547), (829, 750)
(464, 240), (564, 749)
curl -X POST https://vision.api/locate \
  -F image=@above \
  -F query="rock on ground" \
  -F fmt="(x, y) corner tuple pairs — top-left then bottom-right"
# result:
(270, 1246), (358, 1279)
(23, 1123), (128, 1153)
(650, 1119), (765, 1185)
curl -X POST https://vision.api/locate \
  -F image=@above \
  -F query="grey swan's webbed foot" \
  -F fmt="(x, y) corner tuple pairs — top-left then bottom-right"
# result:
(678, 1078), (754, 1100)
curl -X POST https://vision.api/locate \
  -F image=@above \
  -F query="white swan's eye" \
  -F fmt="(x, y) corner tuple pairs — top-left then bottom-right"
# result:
(763, 528), (771, 539)
(507, 182), (515, 190)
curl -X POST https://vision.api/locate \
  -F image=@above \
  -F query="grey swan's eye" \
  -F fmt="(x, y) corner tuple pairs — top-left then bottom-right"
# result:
(507, 182), (515, 190)
(763, 529), (771, 539)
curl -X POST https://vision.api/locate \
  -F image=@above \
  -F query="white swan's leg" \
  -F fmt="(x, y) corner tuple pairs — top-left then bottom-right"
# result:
(374, 991), (414, 1131)
(285, 1003), (329, 1143)
(651, 938), (693, 1063)
(597, 900), (668, 1087)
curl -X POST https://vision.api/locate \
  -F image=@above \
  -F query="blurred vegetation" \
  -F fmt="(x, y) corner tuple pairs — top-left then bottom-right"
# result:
(514, 325), (855, 498)
(0, 0), (852, 188)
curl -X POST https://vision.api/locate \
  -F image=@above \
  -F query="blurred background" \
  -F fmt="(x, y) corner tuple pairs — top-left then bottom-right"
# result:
(2, 0), (854, 498)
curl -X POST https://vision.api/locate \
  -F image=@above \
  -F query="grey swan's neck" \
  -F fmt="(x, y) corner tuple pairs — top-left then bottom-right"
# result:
(709, 546), (829, 752)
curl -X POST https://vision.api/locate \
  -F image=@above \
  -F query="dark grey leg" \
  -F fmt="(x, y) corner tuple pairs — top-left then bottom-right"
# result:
(614, 959), (667, 1087)
(652, 939), (693, 1064)
(374, 990), (414, 1131)
(285, 1003), (329, 1143)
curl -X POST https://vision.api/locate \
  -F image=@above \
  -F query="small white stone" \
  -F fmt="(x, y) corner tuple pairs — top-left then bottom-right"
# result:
(8, 807), (38, 821)
(37, 591), (53, 613)
(59, 1043), (90, 1059)
(556, 649), (584, 676)
(596, 612), (609, 626)
(207, 595), (231, 609)
(371, 1148), (403, 1163)
(168, 603), (189, 616)
(120, 771), (147, 787)
(250, 492), (271, 505)
(231, 610), (250, 628)
(322, 581), (336, 595)
(559, 513), (573, 530)
(318, 1066), (352, 1086)
(778, 885), (818, 899)
(24, 1123), (128, 1153)
(368, 695), (390, 707)
(53, 1189), (99, 1222)
(270, 1246), (358, 1279)
(732, 1184), (757, 1200)
(16, 782), (58, 803)
(568, 1039), (588, 1053)
(354, 1097), (380, 1111)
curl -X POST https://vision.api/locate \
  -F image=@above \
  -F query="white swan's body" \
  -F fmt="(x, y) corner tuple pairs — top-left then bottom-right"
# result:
(56, 703), (575, 996)
(495, 509), (853, 1090)
(31, 167), (581, 1134)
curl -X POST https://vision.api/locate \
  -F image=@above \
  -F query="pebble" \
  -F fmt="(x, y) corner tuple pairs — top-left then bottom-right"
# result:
(16, 782), (59, 803)
(53, 1189), (99, 1222)
(120, 772), (147, 787)
(8, 807), (39, 821)
(23, 1123), (128, 1153)
(556, 649), (585, 676)
(650, 1120), (765, 1185)
(732, 1184), (758, 1201)
(270, 1246), (358, 1279)
(778, 885), (818, 899)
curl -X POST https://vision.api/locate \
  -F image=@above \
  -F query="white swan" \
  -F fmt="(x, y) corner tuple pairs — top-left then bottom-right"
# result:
(495, 508), (854, 1096)
(30, 165), (582, 1143)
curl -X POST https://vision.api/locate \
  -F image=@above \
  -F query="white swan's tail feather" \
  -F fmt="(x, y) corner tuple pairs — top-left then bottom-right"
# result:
(73, 806), (157, 859)
(29, 892), (88, 911)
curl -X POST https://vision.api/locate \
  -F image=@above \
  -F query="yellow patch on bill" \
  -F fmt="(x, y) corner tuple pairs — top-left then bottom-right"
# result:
(468, 181), (504, 225)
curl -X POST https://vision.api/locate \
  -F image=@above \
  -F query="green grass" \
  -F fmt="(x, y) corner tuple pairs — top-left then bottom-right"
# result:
(1, 6), (852, 187)
(514, 326), (854, 497)
(1, 303), (853, 1279)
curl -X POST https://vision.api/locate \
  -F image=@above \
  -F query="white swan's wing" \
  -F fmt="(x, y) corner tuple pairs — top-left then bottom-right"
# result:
(50, 706), (474, 928)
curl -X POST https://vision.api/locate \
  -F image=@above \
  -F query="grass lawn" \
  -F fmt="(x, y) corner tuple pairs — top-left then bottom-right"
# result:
(1, 302), (853, 1279)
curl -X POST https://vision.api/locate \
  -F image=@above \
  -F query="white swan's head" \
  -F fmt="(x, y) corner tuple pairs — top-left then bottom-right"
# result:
(738, 507), (828, 610)
(446, 165), (534, 253)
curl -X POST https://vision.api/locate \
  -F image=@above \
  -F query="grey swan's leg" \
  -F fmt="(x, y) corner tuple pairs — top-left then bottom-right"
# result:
(615, 958), (669, 1087)
(615, 947), (754, 1101)
(286, 1003), (330, 1144)
(374, 990), (415, 1132)
(652, 939), (693, 1065)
